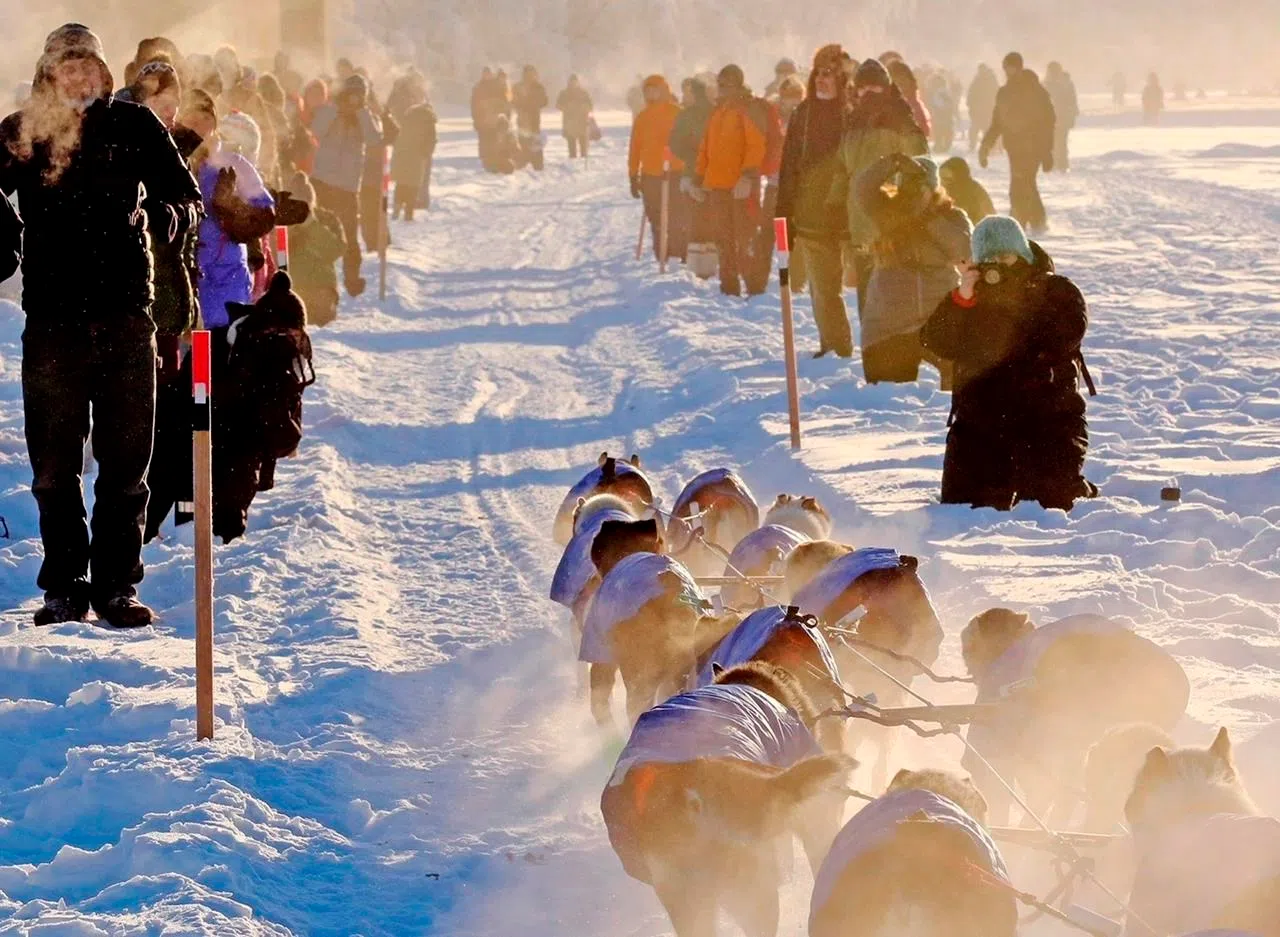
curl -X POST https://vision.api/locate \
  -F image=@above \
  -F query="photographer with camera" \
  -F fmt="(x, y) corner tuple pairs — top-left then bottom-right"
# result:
(921, 216), (1096, 511)
(855, 151), (971, 383)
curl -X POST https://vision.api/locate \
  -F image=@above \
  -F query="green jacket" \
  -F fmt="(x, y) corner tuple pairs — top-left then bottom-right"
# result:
(290, 207), (345, 325)
(827, 92), (928, 247)
(669, 98), (714, 180)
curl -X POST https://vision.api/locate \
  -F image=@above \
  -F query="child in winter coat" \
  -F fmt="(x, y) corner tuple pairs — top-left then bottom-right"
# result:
(856, 153), (972, 383)
(483, 115), (522, 174)
(392, 100), (438, 219)
(920, 216), (1096, 511)
(286, 170), (346, 326)
(939, 156), (995, 225)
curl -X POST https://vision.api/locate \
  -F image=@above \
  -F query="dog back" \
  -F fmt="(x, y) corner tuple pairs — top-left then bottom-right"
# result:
(550, 507), (635, 609)
(810, 789), (1009, 931)
(579, 553), (703, 664)
(667, 468), (760, 554)
(720, 525), (809, 610)
(693, 606), (839, 690)
(792, 547), (905, 623)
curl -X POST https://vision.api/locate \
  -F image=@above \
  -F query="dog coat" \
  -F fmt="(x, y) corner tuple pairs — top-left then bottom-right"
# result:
(792, 547), (903, 623)
(549, 507), (635, 610)
(810, 789), (1010, 930)
(720, 524), (809, 610)
(1128, 814), (1280, 936)
(694, 606), (840, 689)
(608, 683), (822, 787)
(667, 468), (760, 554)
(579, 553), (705, 664)
(554, 460), (655, 534)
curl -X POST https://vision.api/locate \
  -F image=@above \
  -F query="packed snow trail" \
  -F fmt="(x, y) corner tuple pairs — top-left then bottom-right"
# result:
(1, 112), (1280, 936)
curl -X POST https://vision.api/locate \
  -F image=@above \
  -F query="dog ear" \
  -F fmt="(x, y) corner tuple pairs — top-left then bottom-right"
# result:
(597, 451), (609, 467)
(1210, 726), (1234, 765)
(774, 493), (790, 505)
(888, 767), (914, 792)
(629, 453), (641, 467)
(899, 555), (920, 572)
(1141, 745), (1173, 780)
(711, 662), (726, 678)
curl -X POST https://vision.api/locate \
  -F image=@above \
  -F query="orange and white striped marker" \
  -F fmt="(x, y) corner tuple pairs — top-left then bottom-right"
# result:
(191, 329), (215, 740)
(274, 226), (289, 271)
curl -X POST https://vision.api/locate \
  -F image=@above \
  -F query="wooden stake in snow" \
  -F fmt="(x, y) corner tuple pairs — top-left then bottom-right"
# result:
(775, 218), (802, 450)
(379, 146), (392, 301)
(659, 149), (671, 273)
(191, 330), (215, 741)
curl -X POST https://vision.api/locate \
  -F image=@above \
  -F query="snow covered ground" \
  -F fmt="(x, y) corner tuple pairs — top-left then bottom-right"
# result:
(2, 109), (1279, 935)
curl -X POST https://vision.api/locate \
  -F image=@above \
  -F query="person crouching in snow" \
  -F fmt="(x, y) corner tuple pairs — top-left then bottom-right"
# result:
(193, 108), (276, 339)
(921, 216), (1097, 511)
(285, 170), (346, 326)
(856, 153), (971, 384)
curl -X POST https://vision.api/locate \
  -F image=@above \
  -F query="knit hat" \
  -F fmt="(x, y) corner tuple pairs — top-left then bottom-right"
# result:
(36, 23), (113, 95)
(971, 215), (1034, 264)
(854, 58), (891, 91)
(913, 156), (940, 192)
(219, 109), (261, 165)
(132, 60), (179, 101)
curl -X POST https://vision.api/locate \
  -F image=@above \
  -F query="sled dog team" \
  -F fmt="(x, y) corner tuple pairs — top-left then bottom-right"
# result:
(549, 452), (1280, 937)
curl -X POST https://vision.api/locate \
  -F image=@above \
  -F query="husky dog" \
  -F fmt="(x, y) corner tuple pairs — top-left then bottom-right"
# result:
(553, 452), (654, 544)
(667, 468), (761, 577)
(719, 524), (810, 612)
(580, 552), (707, 728)
(784, 540), (853, 601)
(961, 609), (1190, 826)
(1084, 723), (1176, 833)
(810, 768), (1016, 937)
(763, 494), (834, 541)
(601, 673), (854, 937)
(791, 548), (945, 792)
(1125, 729), (1280, 937)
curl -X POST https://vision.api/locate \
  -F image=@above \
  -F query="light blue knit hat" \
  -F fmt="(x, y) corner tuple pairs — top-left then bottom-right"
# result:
(913, 156), (940, 192)
(971, 215), (1034, 264)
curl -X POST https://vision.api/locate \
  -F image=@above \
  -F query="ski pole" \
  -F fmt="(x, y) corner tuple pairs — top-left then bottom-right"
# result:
(379, 145), (391, 301)
(659, 149), (671, 273)
(191, 329), (215, 740)
(774, 217), (802, 450)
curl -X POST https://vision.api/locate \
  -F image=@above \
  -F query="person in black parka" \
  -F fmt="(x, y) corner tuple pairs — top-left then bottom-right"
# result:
(979, 53), (1055, 234)
(1, 24), (202, 628)
(921, 216), (1096, 512)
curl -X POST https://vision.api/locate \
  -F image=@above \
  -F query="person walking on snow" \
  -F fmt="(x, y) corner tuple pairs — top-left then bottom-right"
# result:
(695, 64), (766, 297)
(1142, 73), (1165, 125)
(966, 64), (998, 152)
(629, 75), (687, 263)
(0, 23), (202, 628)
(1043, 62), (1078, 171)
(920, 216), (1096, 511)
(979, 53), (1055, 235)
(558, 75), (594, 160)
(512, 65), (549, 170)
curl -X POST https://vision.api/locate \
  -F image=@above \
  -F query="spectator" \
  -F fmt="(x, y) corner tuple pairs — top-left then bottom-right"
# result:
(628, 75), (686, 262)
(939, 156), (995, 224)
(392, 96), (438, 219)
(1043, 62), (1078, 171)
(670, 76), (717, 278)
(557, 75), (594, 159)
(0, 24), (201, 627)
(979, 53), (1055, 234)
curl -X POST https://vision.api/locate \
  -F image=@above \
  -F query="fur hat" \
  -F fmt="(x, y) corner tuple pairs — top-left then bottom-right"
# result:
(971, 215), (1034, 264)
(812, 43), (844, 73)
(36, 23), (113, 96)
(132, 60), (179, 102)
(854, 58), (892, 91)
(219, 109), (261, 165)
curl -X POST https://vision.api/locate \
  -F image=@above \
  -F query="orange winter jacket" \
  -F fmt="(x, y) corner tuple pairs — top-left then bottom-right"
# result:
(629, 100), (684, 177)
(696, 97), (767, 191)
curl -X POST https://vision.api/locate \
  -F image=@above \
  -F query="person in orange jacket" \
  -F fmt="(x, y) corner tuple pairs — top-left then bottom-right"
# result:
(628, 75), (687, 262)
(696, 64), (767, 296)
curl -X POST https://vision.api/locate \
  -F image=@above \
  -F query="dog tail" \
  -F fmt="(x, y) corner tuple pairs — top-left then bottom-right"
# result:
(768, 753), (857, 810)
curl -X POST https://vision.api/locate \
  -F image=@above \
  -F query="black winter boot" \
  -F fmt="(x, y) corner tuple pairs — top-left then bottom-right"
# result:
(34, 591), (90, 626)
(95, 593), (155, 628)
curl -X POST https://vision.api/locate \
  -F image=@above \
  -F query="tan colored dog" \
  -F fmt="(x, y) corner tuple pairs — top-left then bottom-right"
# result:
(961, 609), (1189, 826)
(809, 768), (1017, 937)
(763, 494), (834, 541)
(1125, 729), (1280, 937)
(784, 541), (853, 602)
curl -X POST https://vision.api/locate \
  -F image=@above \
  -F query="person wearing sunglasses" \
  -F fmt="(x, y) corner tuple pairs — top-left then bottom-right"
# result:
(920, 216), (1096, 512)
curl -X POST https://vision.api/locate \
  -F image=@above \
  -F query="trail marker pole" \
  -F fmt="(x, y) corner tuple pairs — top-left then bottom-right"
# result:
(191, 330), (215, 741)
(659, 149), (671, 273)
(634, 208), (647, 261)
(379, 147), (391, 301)
(774, 217), (802, 450)
(274, 226), (289, 271)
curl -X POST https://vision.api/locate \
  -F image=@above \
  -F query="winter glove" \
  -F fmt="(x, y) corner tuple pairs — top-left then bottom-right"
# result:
(213, 166), (238, 205)
(680, 176), (707, 203)
(270, 189), (312, 226)
(1042, 153), (1055, 173)
(629, 176), (642, 199)
(732, 175), (753, 200)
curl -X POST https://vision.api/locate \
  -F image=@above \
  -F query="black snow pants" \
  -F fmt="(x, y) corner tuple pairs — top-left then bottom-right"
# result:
(313, 179), (364, 295)
(23, 317), (156, 601)
(707, 189), (755, 297)
(1007, 147), (1047, 231)
(641, 173), (689, 263)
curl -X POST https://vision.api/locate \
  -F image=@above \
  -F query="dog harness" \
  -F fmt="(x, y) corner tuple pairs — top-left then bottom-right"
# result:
(810, 789), (1010, 929)
(694, 606), (840, 689)
(579, 553), (705, 664)
(666, 468), (760, 554)
(791, 547), (903, 623)
(1128, 814), (1280, 936)
(549, 507), (635, 610)
(978, 613), (1128, 702)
